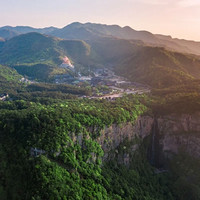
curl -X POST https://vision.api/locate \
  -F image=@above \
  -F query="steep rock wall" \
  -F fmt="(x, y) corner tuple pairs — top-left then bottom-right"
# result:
(97, 112), (200, 166)
(157, 112), (200, 160)
(98, 116), (154, 164)
(72, 112), (200, 166)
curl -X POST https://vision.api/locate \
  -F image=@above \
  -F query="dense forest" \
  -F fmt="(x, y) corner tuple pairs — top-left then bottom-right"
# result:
(1, 84), (200, 199)
(0, 96), (198, 200)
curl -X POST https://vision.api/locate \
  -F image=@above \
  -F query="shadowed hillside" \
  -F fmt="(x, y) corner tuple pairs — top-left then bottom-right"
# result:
(116, 46), (200, 88)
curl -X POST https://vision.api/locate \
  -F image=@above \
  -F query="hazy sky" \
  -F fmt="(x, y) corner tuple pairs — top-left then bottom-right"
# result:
(0, 0), (200, 41)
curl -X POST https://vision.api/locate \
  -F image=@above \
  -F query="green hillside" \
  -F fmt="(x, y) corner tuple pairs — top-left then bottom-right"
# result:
(0, 65), (22, 82)
(1, 32), (200, 89)
(0, 32), (95, 66)
(58, 39), (98, 67)
(0, 32), (142, 80)
(0, 33), (97, 80)
(0, 32), (63, 65)
(116, 46), (200, 88)
(0, 65), (23, 94)
(1, 94), (200, 199)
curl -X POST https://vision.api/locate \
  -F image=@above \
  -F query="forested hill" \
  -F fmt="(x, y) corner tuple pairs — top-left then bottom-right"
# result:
(0, 65), (22, 81)
(0, 32), (97, 80)
(0, 96), (158, 200)
(0, 65), (23, 94)
(115, 46), (200, 88)
(0, 32), (92, 66)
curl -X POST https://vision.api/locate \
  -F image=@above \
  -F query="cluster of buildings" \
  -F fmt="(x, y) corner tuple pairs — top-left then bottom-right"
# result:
(55, 63), (150, 99)
(20, 78), (36, 84)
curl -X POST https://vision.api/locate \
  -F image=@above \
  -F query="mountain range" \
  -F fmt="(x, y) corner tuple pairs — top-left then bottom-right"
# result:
(1, 22), (200, 56)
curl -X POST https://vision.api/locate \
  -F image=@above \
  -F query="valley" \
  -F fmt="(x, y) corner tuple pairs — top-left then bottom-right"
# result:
(0, 22), (200, 200)
(54, 67), (150, 99)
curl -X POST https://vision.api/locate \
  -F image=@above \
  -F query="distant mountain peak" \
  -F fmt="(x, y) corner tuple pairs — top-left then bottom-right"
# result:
(123, 26), (132, 30)
(64, 22), (83, 29)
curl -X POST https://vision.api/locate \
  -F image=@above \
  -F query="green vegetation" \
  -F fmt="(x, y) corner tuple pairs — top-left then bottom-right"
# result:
(102, 159), (173, 200)
(149, 81), (200, 115)
(2, 32), (200, 89)
(0, 32), (95, 67)
(0, 65), (24, 94)
(0, 33), (62, 65)
(13, 64), (68, 81)
(0, 65), (22, 82)
(0, 84), (200, 199)
(116, 46), (200, 88)
(0, 64), (94, 102)
(0, 91), (199, 199)
(169, 152), (200, 200)
(0, 33), (97, 80)
(0, 96), (149, 200)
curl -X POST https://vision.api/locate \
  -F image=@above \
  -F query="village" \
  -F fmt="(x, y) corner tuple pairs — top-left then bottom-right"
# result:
(54, 57), (150, 99)
(0, 57), (150, 102)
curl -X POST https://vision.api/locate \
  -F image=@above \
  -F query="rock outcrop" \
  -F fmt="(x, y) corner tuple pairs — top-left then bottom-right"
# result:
(157, 112), (200, 161)
(71, 112), (200, 166)
(96, 112), (200, 166)
(98, 116), (154, 164)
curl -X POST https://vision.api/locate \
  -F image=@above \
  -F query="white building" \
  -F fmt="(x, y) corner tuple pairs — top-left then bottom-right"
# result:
(0, 93), (9, 101)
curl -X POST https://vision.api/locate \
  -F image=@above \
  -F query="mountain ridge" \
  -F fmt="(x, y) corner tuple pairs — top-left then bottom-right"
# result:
(1, 22), (200, 56)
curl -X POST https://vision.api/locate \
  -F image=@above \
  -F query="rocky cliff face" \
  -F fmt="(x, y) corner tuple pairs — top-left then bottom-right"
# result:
(97, 112), (200, 166)
(97, 116), (154, 164)
(157, 112), (200, 162)
(71, 112), (200, 166)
